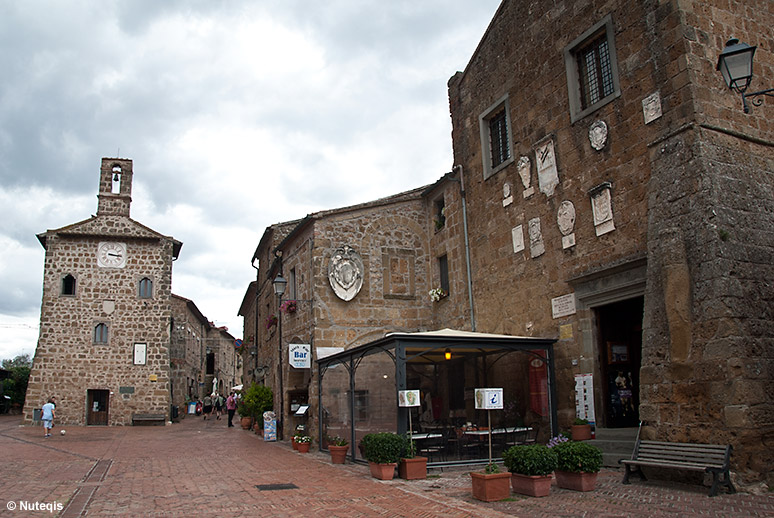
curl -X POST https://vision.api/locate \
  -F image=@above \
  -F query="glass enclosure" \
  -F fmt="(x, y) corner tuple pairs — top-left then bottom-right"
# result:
(318, 331), (557, 466)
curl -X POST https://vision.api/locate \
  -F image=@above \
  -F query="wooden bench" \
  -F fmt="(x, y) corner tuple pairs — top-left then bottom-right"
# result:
(131, 413), (166, 426)
(620, 439), (735, 496)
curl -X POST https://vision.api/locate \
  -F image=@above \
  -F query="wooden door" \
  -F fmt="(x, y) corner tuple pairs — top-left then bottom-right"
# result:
(87, 389), (109, 425)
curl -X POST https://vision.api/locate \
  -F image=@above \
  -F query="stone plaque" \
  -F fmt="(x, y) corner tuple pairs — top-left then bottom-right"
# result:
(528, 218), (545, 258)
(559, 324), (573, 340)
(534, 137), (559, 197)
(512, 225), (525, 253)
(516, 156), (534, 198)
(557, 200), (576, 249)
(588, 120), (608, 150)
(133, 343), (147, 365)
(551, 293), (577, 319)
(328, 245), (364, 301)
(642, 92), (662, 124)
(102, 300), (115, 315)
(119, 386), (135, 394)
(589, 183), (615, 236)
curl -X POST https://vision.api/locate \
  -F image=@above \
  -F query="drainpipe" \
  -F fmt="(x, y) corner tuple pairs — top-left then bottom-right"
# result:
(453, 164), (476, 332)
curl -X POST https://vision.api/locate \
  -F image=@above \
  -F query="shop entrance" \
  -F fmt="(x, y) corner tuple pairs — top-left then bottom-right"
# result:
(596, 297), (643, 428)
(87, 389), (109, 425)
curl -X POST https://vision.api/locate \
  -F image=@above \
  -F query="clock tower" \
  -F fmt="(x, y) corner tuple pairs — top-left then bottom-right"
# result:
(26, 157), (182, 426)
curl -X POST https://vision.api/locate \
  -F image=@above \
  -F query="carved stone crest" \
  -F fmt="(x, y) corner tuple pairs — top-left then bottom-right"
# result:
(588, 120), (608, 151)
(557, 200), (576, 249)
(589, 182), (615, 236)
(502, 182), (513, 207)
(516, 156), (534, 198)
(328, 245), (364, 301)
(528, 217), (545, 258)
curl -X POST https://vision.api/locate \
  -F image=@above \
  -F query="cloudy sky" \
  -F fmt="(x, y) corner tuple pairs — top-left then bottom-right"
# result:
(0, 0), (502, 361)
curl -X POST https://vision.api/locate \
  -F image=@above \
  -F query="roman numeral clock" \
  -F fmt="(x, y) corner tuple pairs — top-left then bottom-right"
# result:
(97, 242), (127, 268)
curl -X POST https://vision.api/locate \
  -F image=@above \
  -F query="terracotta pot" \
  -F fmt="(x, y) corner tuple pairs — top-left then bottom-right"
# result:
(368, 462), (397, 480)
(571, 424), (592, 441)
(329, 445), (349, 464)
(510, 473), (553, 497)
(253, 422), (261, 433)
(297, 441), (311, 453)
(240, 416), (252, 430)
(555, 470), (598, 491)
(291, 437), (299, 450)
(470, 471), (512, 502)
(398, 456), (427, 480)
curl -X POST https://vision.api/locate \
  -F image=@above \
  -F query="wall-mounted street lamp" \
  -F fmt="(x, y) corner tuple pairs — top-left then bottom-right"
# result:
(717, 38), (773, 113)
(272, 273), (287, 441)
(444, 348), (452, 360)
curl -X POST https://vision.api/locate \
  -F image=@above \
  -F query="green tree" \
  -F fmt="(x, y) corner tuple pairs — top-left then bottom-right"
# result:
(2, 354), (32, 411)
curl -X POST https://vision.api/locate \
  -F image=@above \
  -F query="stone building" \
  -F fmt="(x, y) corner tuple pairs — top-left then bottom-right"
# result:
(25, 158), (240, 425)
(444, 0), (772, 483)
(243, 0), (772, 483)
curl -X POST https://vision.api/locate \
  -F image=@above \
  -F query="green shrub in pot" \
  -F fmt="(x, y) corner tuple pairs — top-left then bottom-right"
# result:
(503, 444), (558, 476)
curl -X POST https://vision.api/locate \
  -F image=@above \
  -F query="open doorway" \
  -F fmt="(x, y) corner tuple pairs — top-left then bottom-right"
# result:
(87, 389), (110, 425)
(595, 297), (643, 428)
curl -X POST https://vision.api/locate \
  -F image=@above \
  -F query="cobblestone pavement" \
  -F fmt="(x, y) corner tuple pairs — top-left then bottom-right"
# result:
(1, 414), (771, 517)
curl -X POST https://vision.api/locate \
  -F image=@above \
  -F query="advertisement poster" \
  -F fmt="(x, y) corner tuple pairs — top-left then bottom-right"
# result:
(398, 390), (420, 407)
(263, 411), (276, 441)
(574, 373), (596, 422)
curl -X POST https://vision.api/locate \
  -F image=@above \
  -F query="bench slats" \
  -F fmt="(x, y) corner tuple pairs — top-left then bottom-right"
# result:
(621, 438), (735, 496)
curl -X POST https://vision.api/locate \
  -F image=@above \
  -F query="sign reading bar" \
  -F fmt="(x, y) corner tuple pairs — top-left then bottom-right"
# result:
(474, 388), (503, 410)
(289, 343), (311, 369)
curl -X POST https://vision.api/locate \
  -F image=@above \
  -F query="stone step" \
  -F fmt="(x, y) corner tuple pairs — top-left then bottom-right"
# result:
(587, 427), (638, 467)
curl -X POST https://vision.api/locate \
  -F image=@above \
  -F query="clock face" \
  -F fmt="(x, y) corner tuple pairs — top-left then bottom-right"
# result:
(97, 242), (127, 268)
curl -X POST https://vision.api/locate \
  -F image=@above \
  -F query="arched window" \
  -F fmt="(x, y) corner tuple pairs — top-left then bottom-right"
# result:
(138, 277), (153, 298)
(94, 323), (108, 344)
(62, 274), (76, 296)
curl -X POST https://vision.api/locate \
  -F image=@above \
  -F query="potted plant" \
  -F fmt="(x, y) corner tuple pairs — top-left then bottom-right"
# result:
(327, 435), (349, 464)
(295, 435), (312, 453)
(291, 430), (303, 450)
(552, 440), (603, 491)
(571, 418), (592, 441)
(361, 432), (406, 480)
(398, 437), (427, 480)
(237, 401), (252, 430)
(503, 444), (558, 497)
(470, 462), (512, 502)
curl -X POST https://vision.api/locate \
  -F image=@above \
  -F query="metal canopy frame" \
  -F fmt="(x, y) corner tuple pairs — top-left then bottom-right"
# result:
(317, 329), (558, 465)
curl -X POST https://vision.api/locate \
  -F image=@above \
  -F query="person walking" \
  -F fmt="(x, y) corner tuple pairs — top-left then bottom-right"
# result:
(203, 394), (213, 420)
(214, 392), (223, 420)
(226, 391), (237, 427)
(41, 397), (56, 438)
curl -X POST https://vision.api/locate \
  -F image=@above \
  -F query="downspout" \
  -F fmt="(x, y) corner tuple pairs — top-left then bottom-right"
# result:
(454, 164), (476, 331)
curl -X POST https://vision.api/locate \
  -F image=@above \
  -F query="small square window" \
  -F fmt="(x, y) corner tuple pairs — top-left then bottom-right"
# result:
(564, 15), (621, 122)
(479, 95), (513, 179)
(61, 274), (76, 296)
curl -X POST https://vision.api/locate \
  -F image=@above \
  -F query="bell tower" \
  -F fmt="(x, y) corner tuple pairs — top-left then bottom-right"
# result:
(97, 157), (133, 217)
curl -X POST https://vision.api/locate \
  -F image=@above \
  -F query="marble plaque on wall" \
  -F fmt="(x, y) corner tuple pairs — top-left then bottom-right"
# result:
(551, 293), (577, 319)
(328, 245), (364, 301)
(534, 137), (559, 197)
(528, 217), (545, 258)
(642, 92), (662, 124)
(512, 225), (525, 253)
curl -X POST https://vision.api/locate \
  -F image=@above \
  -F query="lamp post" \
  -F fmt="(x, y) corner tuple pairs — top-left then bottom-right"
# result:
(272, 273), (288, 440)
(717, 38), (773, 113)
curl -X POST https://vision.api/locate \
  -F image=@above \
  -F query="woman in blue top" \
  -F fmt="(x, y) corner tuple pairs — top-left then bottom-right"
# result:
(41, 397), (56, 438)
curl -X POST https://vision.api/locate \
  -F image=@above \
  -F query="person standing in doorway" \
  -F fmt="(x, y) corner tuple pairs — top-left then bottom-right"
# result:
(226, 391), (237, 428)
(41, 397), (56, 438)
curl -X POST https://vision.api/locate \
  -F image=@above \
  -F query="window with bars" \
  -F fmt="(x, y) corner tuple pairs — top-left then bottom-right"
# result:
(489, 109), (510, 168)
(479, 95), (513, 179)
(577, 35), (614, 109)
(564, 15), (620, 122)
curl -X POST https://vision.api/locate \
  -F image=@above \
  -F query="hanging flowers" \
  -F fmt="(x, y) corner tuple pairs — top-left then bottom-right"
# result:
(279, 300), (297, 314)
(429, 288), (447, 302)
(265, 314), (278, 330)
